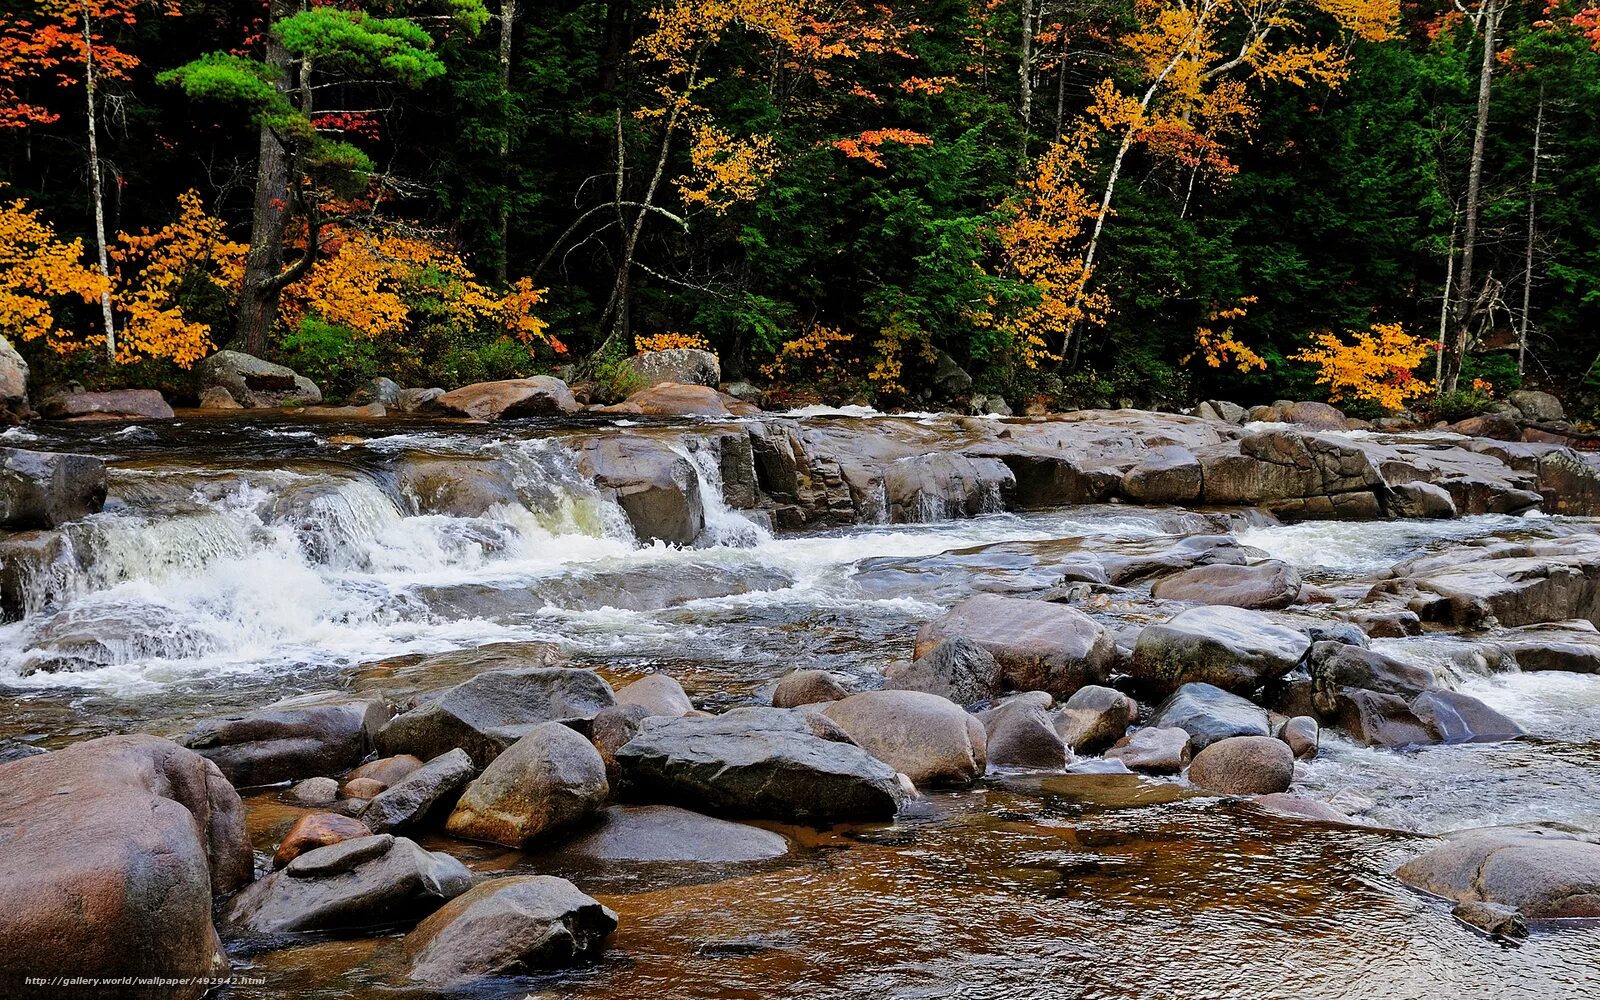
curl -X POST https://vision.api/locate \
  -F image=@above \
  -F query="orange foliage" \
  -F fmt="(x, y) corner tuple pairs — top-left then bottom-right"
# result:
(761, 324), (858, 382)
(676, 121), (781, 212)
(1184, 298), (1266, 373)
(0, 187), (108, 348)
(0, 0), (182, 127)
(833, 128), (933, 168)
(1292, 322), (1433, 410)
(636, 331), (713, 353)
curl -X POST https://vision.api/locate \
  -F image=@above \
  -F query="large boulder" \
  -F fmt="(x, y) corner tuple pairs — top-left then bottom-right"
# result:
(979, 693), (1068, 769)
(342, 754), (424, 795)
(1121, 445), (1202, 504)
(434, 377), (580, 420)
(403, 875), (617, 985)
(914, 594), (1118, 699)
(1150, 560), (1304, 610)
(821, 690), (987, 787)
(883, 636), (1003, 707)
(880, 453), (1014, 523)
(362, 748), (475, 833)
(1409, 690), (1525, 744)
(0, 334), (28, 421)
(1306, 641), (1437, 707)
(197, 350), (322, 407)
(1056, 684), (1137, 753)
(1130, 606), (1310, 696)
(1252, 400), (1348, 430)
(1508, 389), (1564, 423)
(578, 435), (705, 545)
(561, 804), (789, 863)
(38, 388), (174, 421)
(376, 667), (616, 767)
(1185, 735), (1294, 795)
(771, 669), (850, 708)
(445, 723), (609, 848)
(0, 736), (251, 999)
(604, 383), (757, 418)
(0, 447), (107, 528)
(1396, 826), (1600, 920)
(1329, 689), (1438, 748)
(220, 834), (473, 936)
(180, 691), (390, 787)
(1104, 726), (1191, 774)
(589, 703), (652, 783)
(1201, 428), (1386, 519)
(1388, 481), (1458, 519)
(615, 673), (694, 717)
(627, 349), (721, 388)
(614, 707), (907, 822)
(390, 453), (519, 517)
(1150, 682), (1271, 751)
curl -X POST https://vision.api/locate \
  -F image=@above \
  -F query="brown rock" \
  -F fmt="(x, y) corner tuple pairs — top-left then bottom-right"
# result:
(343, 777), (386, 799)
(1104, 727), (1191, 774)
(914, 593), (1117, 699)
(771, 669), (849, 708)
(603, 382), (758, 418)
(1277, 715), (1320, 759)
(1186, 735), (1295, 795)
(822, 690), (987, 787)
(272, 812), (372, 868)
(589, 703), (652, 782)
(615, 673), (694, 717)
(1055, 684), (1136, 753)
(445, 723), (609, 848)
(39, 388), (175, 421)
(1150, 560), (1304, 610)
(344, 753), (424, 792)
(434, 376), (580, 420)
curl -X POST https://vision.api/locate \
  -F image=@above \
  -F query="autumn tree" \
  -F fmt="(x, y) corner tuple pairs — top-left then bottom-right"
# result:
(0, 188), (109, 355)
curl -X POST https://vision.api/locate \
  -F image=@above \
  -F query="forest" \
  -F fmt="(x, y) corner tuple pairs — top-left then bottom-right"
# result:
(2, 0), (1599, 417)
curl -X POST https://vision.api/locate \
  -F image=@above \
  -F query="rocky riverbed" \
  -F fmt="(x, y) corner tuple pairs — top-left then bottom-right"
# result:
(2, 393), (1599, 998)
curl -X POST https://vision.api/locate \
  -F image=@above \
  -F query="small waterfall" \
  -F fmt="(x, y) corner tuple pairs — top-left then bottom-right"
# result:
(488, 437), (637, 543)
(676, 441), (772, 548)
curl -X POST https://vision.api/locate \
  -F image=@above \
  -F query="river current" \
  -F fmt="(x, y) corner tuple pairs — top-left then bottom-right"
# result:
(1, 412), (1596, 998)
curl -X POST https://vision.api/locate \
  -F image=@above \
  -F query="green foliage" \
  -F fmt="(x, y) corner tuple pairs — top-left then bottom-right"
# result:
(280, 317), (379, 397)
(1426, 388), (1495, 423)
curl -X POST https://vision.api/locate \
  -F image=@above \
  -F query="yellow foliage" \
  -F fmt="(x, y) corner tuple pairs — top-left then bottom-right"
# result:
(0, 187), (108, 350)
(676, 121), (781, 212)
(280, 226), (560, 353)
(866, 315), (934, 395)
(761, 324), (856, 382)
(636, 331), (713, 353)
(108, 190), (246, 367)
(1183, 297), (1266, 373)
(1291, 321), (1432, 410)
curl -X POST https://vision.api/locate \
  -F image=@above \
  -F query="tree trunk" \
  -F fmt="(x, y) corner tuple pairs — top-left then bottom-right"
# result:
(1444, 0), (1500, 393)
(234, 0), (299, 356)
(1435, 212), (1457, 388)
(1018, 0), (1034, 159)
(82, 10), (116, 360)
(1518, 82), (1543, 377)
(494, 0), (515, 284)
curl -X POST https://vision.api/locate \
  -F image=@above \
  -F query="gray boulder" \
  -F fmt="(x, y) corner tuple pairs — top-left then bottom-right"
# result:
(347, 377), (402, 406)
(1410, 690), (1525, 744)
(445, 723), (609, 848)
(561, 804), (789, 863)
(1130, 606), (1310, 696)
(614, 707), (906, 822)
(820, 690), (987, 787)
(1389, 481), (1458, 519)
(578, 435), (705, 544)
(197, 350), (321, 407)
(220, 834), (473, 936)
(980, 694), (1068, 769)
(1307, 641), (1437, 704)
(914, 593), (1118, 699)
(1150, 682), (1271, 750)
(0, 447), (107, 528)
(883, 636), (1003, 706)
(180, 691), (390, 787)
(0, 334), (28, 421)
(615, 673), (694, 717)
(377, 667), (616, 767)
(1104, 727), (1191, 774)
(589, 703), (652, 783)
(627, 348), (721, 388)
(1055, 685), (1137, 753)
(1508, 389), (1564, 422)
(1186, 735), (1294, 795)
(1121, 445), (1202, 503)
(1277, 716), (1320, 759)
(771, 669), (849, 708)
(38, 388), (174, 421)
(1196, 400), (1248, 424)
(1396, 826), (1600, 920)
(362, 749), (476, 833)
(403, 875), (617, 984)
(1150, 560), (1304, 610)
(434, 376), (580, 420)
(390, 454), (519, 517)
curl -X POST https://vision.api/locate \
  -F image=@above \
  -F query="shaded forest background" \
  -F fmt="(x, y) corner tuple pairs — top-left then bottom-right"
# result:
(2, 0), (1598, 415)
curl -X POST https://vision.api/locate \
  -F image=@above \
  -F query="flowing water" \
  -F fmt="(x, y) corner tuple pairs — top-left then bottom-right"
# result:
(2, 413), (1597, 998)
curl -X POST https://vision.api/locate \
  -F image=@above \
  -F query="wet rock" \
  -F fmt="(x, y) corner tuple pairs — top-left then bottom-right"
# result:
(0, 447), (107, 528)
(882, 453), (1014, 522)
(38, 388), (175, 421)
(1121, 445), (1202, 503)
(293, 776), (339, 805)
(1307, 641), (1437, 705)
(1200, 429), (1386, 519)
(821, 690), (987, 787)
(376, 667), (616, 768)
(391, 453), (519, 517)
(1449, 413), (1521, 440)
(434, 376), (580, 419)
(1253, 400), (1348, 430)
(1369, 536), (1600, 627)
(1196, 400), (1247, 424)
(0, 334), (28, 421)
(403, 875), (617, 985)
(627, 349), (721, 388)
(347, 376), (401, 407)
(560, 804), (789, 863)
(1484, 621), (1600, 673)
(394, 386), (445, 413)
(1508, 389), (1564, 422)
(1388, 480), (1458, 519)
(983, 697), (1069, 769)
(1329, 689), (1437, 748)
(578, 435), (704, 544)
(1186, 735), (1294, 795)
(1409, 690), (1525, 744)
(604, 383), (758, 418)
(272, 812), (372, 869)
(1277, 716), (1319, 759)
(771, 669), (850, 708)
(343, 754), (424, 794)
(914, 593), (1118, 699)
(198, 385), (242, 409)
(1452, 900), (1528, 940)
(1055, 684), (1137, 753)
(1150, 560), (1304, 610)
(1150, 682), (1271, 750)
(342, 777), (385, 799)
(445, 723), (608, 848)
(221, 834), (473, 936)
(362, 748), (475, 833)
(197, 350), (322, 408)
(1396, 826), (1600, 920)
(181, 691), (390, 787)
(0, 736), (250, 998)
(1099, 534), (1256, 585)
(590, 703), (652, 783)
(1342, 607), (1422, 638)
(1130, 606), (1310, 696)
(1251, 793), (1355, 825)
(1104, 727), (1191, 774)
(883, 636), (1003, 707)
(614, 707), (906, 822)
(616, 673), (694, 717)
